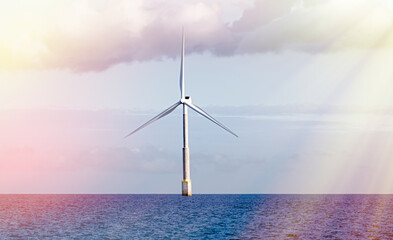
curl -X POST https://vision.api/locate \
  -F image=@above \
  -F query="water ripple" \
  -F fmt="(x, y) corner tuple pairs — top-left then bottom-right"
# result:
(0, 194), (392, 239)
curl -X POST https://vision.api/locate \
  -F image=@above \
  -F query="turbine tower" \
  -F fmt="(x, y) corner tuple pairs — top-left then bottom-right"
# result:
(125, 30), (237, 196)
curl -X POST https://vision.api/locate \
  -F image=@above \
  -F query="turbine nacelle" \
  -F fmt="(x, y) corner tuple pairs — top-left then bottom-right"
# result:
(180, 96), (192, 104)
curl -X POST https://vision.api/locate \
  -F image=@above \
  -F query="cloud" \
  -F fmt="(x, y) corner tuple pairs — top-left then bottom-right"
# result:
(2, 0), (393, 71)
(233, 0), (393, 54)
(0, 109), (244, 174)
(207, 104), (393, 116)
(0, 145), (178, 173)
(0, 0), (232, 71)
(2, 108), (393, 193)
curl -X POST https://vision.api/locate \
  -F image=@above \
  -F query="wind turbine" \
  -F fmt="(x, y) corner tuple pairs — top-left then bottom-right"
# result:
(125, 30), (237, 196)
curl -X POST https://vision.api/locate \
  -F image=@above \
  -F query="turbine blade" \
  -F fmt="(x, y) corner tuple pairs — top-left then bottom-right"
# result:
(124, 102), (181, 138)
(179, 28), (185, 99)
(185, 102), (238, 137)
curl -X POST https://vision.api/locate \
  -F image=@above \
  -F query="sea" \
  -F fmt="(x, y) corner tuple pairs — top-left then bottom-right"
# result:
(0, 194), (392, 239)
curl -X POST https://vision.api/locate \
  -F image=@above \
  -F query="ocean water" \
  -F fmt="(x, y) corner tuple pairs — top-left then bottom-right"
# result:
(0, 194), (392, 239)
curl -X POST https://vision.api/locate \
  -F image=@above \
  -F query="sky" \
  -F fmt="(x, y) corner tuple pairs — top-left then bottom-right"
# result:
(1, 0), (393, 194)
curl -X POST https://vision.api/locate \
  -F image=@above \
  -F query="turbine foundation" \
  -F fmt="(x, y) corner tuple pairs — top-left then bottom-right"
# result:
(182, 179), (192, 196)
